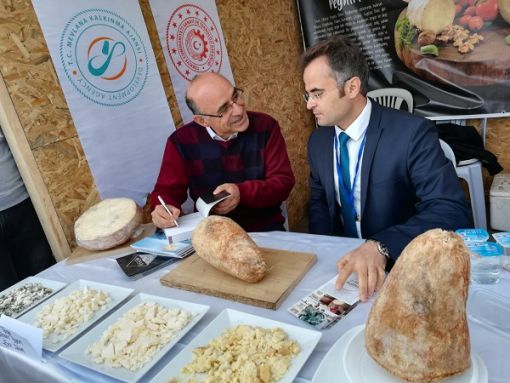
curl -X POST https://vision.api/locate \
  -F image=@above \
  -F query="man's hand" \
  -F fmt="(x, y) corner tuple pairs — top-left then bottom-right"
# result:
(211, 183), (241, 215)
(335, 241), (387, 302)
(151, 204), (181, 228)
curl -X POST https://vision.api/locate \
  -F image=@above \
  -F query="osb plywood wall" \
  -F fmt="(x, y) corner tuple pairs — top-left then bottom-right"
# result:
(1, 1), (509, 256)
(0, 0), (313, 253)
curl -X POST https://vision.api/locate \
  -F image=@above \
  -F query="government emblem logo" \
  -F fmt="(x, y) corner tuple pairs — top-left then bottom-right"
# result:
(166, 4), (223, 80)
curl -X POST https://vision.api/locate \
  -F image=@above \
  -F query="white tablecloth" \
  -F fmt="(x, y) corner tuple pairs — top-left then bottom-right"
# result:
(1, 231), (509, 383)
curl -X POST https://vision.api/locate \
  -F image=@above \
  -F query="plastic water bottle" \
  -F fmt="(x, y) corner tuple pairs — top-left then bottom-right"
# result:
(468, 242), (503, 284)
(492, 232), (510, 272)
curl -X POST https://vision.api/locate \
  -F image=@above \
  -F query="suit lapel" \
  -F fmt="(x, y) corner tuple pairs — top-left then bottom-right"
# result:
(360, 102), (383, 220)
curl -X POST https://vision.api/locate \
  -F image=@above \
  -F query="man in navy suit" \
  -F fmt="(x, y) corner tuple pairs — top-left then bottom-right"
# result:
(302, 35), (471, 302)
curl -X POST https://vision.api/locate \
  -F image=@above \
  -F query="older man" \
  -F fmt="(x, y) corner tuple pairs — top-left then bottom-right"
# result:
(150, 73), (295, 232)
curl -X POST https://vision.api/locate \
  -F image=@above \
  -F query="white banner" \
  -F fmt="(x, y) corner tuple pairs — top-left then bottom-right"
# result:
(31, 0), (176, 207)
(148, 0), (234, 123)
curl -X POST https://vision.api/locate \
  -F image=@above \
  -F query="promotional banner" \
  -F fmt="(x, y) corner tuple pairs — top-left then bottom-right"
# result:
(296, 0), (510, 119)
(32, 0), (176, 206)
(149, 0), (234, 123)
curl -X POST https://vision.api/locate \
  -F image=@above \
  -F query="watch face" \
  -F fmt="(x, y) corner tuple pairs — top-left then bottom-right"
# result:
(378, 242), (390, 258)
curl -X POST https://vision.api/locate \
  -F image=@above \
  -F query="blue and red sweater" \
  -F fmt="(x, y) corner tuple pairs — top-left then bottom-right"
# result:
(150, 111), (295, 232)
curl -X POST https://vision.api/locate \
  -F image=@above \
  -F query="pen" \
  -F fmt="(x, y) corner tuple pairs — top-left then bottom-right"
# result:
(157, 195), (179, 227)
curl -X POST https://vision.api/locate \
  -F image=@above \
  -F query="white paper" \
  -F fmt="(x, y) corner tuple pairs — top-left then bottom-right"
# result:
(0, 315), (43, 361)
(163, 193), (229, 242)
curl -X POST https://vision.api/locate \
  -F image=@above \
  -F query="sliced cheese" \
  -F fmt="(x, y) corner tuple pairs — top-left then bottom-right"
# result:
(74, 198), (141, 250)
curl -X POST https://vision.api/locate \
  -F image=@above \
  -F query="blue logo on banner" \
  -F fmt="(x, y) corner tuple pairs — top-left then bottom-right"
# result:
(59, 9), (148, 107)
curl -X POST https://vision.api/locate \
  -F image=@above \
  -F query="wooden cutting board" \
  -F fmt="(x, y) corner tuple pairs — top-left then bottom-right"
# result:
(67, 224), (156, 264)
(395, 10), (510, 86)
(160, 248), (317, 310)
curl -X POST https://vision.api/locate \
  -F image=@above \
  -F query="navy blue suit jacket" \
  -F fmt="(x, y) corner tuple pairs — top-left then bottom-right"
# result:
(307, 101), (471, 261)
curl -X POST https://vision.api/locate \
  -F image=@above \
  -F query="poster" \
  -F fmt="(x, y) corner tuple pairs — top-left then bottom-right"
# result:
(149, 0), (234, 123)
(32, 0), (176, 206)
(296, 0), (510, 118)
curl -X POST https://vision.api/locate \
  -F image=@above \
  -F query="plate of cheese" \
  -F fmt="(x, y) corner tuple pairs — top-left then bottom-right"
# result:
(59, 293), (209, 383)
(150, 308), (322, 383)
(16, 279), (133, 352)
(0, 276), (66, 318)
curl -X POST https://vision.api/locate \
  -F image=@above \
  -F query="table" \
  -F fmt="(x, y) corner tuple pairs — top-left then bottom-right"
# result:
(1, 231), (509, 383)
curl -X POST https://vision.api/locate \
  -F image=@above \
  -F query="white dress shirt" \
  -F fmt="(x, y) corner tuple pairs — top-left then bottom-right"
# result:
(206, 126), (238, 142)
(333, 99), (372, 238)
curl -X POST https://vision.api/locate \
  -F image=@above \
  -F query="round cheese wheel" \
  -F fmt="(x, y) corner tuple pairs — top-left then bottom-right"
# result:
(74, 198), (142, 250)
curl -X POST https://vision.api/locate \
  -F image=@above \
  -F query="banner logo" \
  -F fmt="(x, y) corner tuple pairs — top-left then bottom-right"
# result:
(165, 4), (223, 81)
(60, 9), (148, 106)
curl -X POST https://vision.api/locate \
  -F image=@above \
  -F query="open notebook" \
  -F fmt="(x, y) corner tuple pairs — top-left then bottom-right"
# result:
(163, 191), (230, 243)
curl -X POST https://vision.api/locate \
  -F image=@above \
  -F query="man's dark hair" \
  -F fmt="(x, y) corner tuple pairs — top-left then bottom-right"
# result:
(185, 95), (199, 114)
(185, 75), (201, 114)
(301, 35), (369, 95)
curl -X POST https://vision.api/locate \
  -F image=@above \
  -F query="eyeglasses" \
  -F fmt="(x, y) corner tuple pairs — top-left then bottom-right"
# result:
(303, 77), (354, 103)
(303, 87), (338, 103)
(196, 87), (245, 118)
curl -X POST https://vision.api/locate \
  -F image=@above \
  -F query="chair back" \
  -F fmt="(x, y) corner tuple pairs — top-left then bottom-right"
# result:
(439, 139), (457, 169)
(367, 88), (413, 113)
(281, 201), (289, 231)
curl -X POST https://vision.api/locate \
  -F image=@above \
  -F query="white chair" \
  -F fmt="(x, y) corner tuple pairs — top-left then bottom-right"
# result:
(369, 87), (487, 229)
(367, 88), (413, 113)
(281, 201), (289, 231)
(440, 139), (487, 229)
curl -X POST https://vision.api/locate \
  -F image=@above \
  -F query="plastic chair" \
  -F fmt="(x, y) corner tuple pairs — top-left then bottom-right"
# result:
(281, 201), (289, 231)
(367, 88), (414, 113)
(369, 87), (487, 229)
(440, 139), (487, 229)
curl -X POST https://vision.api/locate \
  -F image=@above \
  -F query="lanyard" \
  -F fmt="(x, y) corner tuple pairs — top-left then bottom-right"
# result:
(335, 133), (366, 220)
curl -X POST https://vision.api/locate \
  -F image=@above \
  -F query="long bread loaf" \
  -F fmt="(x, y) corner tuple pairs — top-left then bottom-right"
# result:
(191, 216), (267, 283)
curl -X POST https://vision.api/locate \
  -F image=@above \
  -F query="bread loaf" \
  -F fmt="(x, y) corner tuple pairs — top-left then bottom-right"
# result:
(74, 198), (142, 250)
(365, 229), (471, 382)
(191, 216), (267, 283)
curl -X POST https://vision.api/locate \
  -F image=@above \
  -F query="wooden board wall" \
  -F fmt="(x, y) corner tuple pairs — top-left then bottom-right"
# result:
(0, 0), (509, 258)
(0, 0), (314, 257)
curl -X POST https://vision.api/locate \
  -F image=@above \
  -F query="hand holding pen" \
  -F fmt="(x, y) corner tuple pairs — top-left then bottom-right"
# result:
(151, 196), (180, 228)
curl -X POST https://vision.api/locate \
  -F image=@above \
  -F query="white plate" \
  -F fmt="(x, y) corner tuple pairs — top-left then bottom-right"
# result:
(312, 325), (487, 383)
(0, 276), (66, 318)
(150, 308), (322, 383)
(17, 279), (133, 352)
(59, 293), (209, 383)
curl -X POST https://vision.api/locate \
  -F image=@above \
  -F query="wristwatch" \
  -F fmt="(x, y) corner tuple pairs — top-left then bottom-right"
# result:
(366, 239), (390, 260)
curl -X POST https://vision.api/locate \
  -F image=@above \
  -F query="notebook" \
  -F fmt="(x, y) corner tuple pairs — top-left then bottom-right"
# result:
(130, 230), (194, 258)
(163, 191), (230, 243)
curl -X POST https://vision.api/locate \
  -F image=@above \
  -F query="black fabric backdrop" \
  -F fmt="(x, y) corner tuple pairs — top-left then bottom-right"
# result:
(296, 0), (510, 118)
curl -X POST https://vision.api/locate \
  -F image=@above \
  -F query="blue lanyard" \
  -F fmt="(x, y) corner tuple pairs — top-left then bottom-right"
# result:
(335, 133), (366, 221)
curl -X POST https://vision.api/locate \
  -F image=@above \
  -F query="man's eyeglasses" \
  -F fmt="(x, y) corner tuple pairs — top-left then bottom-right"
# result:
(303, 78), (353, 103)
(303, 87), (338, 103)
(197, 87), (245, 118)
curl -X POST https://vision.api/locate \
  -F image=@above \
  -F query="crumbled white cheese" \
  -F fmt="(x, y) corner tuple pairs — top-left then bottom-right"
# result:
(0, 283), (53, 317)
(176, 325), (300, 383)
(35, 287), (111, 343)
(86, 301), (192, 371)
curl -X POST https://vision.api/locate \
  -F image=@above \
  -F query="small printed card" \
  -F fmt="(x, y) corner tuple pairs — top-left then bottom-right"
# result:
(288, 275), (360, 329)
(0, 314), (43, 360)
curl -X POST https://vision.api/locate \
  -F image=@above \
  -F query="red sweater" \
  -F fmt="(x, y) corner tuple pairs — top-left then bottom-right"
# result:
(150, 111), (295, 231)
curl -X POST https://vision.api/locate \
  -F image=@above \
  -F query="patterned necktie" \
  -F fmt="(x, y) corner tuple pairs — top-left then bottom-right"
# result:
(338, 132), (358, 237)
